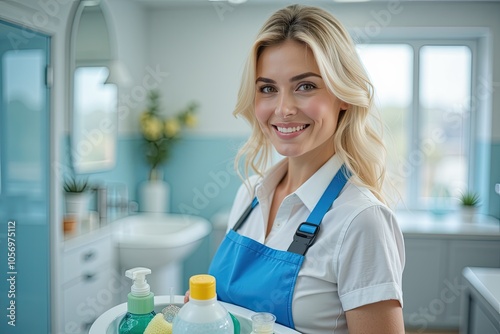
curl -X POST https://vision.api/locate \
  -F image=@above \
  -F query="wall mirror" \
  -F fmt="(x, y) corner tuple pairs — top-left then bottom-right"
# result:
(70, 0), (118, 173)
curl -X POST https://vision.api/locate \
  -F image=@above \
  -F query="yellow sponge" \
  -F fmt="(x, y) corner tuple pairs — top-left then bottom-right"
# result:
(144, 313), (172, 334)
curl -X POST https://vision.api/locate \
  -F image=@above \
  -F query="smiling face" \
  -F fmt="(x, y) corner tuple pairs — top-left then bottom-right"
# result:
(255, 40), (348, 163)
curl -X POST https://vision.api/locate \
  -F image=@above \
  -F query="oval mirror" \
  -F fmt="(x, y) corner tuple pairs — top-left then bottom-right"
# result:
(69, 0), (118, 173)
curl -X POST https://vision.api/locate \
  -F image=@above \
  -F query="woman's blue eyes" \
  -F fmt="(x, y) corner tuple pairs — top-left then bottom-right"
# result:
(259, 83), (316, 93)
(297, 83), (316, 91)
(260, 86), (276, 93)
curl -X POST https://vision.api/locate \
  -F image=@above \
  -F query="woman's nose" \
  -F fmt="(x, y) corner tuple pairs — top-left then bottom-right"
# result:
(275, 92), (297, 118)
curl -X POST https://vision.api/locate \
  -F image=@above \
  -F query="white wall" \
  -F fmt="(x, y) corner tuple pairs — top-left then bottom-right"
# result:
(106, 0), (150, 134)
(126, 1), (500, 140)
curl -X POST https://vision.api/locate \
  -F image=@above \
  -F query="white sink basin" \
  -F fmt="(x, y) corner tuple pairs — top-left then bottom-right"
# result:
(112, 213), (212, 294)
(113, 213), (211, 267)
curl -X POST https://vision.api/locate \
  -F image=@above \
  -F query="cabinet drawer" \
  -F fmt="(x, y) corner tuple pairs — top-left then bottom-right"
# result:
(63, 267), (117, 334)
(63, 235), (114, 284)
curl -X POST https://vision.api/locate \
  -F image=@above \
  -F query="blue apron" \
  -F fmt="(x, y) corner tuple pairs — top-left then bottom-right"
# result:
(209, 165), (349, 329)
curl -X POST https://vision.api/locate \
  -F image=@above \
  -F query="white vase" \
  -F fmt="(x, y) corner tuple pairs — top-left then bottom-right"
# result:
(460, 206), (476, 223)
(65, 191), (91, 225)
(140, 179), (170, 213)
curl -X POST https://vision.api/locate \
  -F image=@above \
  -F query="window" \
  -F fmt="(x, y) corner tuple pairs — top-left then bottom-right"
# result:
(357, 42), (473, 210)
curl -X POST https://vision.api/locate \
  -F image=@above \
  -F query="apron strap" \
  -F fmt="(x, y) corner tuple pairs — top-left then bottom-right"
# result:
(232, 197), (259, 231)
(287, 164), (350, 255)
(232, 165), (350, 255)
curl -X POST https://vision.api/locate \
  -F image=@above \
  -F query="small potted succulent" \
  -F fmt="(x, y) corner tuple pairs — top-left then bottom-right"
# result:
(459, 190), (480, 223)
(63, 175), (92, 230)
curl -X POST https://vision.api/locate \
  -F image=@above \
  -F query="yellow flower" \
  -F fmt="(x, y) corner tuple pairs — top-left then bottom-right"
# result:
(141, 114), (163, 141)
(140, 111), (150, 122)
(164, 118), (180, 138)
(184, 113), (197, 128)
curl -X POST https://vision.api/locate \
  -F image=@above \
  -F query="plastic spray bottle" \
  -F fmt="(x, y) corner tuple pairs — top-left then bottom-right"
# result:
(118, 267), (156, 334)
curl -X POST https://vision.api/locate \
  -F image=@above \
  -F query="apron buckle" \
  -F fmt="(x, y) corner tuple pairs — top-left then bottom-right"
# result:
(287, 222), (320, 255)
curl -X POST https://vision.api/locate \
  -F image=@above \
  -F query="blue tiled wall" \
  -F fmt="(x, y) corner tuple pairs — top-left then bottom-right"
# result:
(146, 135), (246, 287)
(72, 134), (246, 290)
(70, 135), (499, 291)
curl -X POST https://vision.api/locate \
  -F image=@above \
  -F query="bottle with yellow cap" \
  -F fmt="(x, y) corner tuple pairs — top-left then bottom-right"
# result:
(172, 274), (234, 334)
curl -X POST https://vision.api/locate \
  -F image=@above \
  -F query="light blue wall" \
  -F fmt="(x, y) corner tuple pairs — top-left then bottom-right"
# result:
(488, 142), (500, 218)
(161, 136), (246, 286)
(474, 139), (500, 219)
(72, 133), (499, 291)
(72, 134), (246, 290)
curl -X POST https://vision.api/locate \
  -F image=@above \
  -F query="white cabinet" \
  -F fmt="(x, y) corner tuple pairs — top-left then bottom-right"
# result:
(461, 267), (500, 334)
(61, 229), (119, 334)
(398, 212), (500, 331)
(446, 240), (500, 323)
(402, 238), (447, 328)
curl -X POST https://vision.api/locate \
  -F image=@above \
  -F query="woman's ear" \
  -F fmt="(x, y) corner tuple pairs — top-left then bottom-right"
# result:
(340, 101), (350, 112)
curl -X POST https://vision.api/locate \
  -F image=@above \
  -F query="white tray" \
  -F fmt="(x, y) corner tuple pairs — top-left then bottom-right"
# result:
(89, 295), (300, 334)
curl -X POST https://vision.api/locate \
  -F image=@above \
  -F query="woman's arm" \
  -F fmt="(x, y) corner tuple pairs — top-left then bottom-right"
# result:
(345, 299), (405, 334)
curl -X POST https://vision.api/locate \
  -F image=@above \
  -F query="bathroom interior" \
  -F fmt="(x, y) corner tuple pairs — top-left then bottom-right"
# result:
(0, 0), (499, 333)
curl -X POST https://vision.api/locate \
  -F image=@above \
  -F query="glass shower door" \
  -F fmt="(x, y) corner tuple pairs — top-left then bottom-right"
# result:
(0, 20), (51, 333)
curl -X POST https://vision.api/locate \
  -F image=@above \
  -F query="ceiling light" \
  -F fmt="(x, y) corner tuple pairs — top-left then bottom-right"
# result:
(209, 0), (248, 4)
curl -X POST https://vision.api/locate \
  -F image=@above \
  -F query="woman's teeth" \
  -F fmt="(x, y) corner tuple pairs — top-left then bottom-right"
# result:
(276, 125), (307, 133)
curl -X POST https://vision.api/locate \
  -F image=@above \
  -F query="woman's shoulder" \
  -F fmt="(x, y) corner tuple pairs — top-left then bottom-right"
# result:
(337, 182), (386, 208)
(335, 182), (397, 227)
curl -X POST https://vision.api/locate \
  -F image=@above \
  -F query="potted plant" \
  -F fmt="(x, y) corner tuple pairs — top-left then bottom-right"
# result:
(459, 190), (480, 223)
(138, 90), (198, 213)
(64, 175), (92, 229)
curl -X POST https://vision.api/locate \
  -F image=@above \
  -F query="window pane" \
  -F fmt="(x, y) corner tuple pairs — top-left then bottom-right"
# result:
(419, 46), (471, 206)
(357, 44), (413, 205)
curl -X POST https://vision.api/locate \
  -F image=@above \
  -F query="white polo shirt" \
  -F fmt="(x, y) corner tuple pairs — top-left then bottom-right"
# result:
(225, 155), (405, 334)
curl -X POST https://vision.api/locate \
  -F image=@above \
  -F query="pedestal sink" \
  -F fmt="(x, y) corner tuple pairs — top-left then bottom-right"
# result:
(112, 213), (212, 296)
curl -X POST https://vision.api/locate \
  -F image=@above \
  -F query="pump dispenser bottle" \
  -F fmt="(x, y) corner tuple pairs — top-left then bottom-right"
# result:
(118, 267), (156, 334)
(172, 274), (234, 334)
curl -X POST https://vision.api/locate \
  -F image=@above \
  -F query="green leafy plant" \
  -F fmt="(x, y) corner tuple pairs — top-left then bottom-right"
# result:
(459, 191), (480, 207)
(63, 175), (90, 193)
(139, 90), (198, 179)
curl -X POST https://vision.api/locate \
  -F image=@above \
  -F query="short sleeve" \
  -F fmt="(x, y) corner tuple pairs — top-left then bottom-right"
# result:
(337, 205), (405, 311)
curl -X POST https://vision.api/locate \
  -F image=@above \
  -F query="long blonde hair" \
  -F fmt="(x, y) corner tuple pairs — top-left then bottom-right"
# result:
(234, 5), (389, 204)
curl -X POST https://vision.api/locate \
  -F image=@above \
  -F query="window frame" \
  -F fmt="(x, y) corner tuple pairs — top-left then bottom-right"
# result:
(357, 36), (478, 210)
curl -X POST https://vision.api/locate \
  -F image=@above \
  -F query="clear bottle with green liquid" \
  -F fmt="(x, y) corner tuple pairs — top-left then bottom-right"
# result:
(118, 267), (156, 334)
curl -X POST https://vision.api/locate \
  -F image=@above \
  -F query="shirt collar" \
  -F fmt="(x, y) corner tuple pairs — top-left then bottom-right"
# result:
(255, 155), (344, 213)
(295, 155), (344, 213)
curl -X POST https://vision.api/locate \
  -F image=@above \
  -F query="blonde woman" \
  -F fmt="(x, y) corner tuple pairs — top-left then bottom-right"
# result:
(208, 5), (405, 333)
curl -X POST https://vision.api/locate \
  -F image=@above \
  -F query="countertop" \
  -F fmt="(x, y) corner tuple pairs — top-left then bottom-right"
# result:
(63, 216), (114, 252)
(462, 267), (500, 315)
(395, 210), (500, 238)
